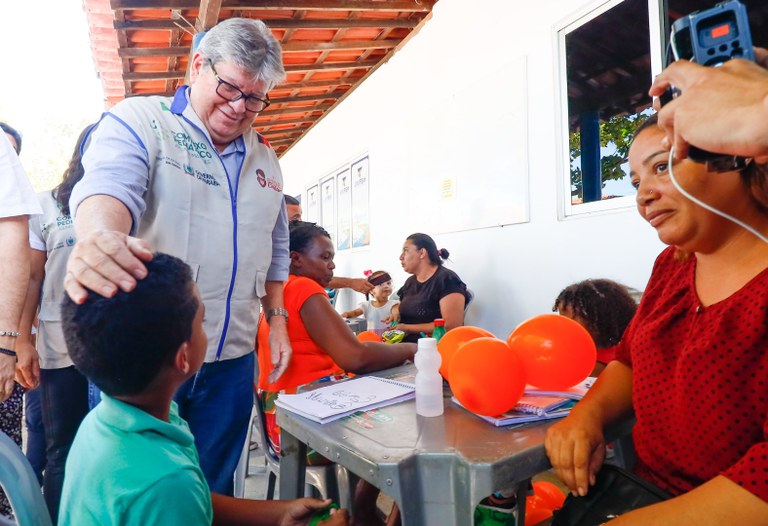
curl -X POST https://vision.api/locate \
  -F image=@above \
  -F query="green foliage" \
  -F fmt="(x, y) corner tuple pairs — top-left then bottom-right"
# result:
(569, 112), (650, 198)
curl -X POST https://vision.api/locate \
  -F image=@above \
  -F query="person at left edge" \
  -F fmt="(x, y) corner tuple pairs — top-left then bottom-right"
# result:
(65, 18), (292, 495)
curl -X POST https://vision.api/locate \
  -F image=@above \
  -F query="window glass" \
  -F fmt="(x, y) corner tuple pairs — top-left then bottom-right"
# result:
(559, 0), (654, 213)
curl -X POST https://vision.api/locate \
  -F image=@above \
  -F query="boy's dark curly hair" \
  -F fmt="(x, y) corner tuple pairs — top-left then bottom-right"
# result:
(552, 279), (638, 349)
(61, 253), (199, 396)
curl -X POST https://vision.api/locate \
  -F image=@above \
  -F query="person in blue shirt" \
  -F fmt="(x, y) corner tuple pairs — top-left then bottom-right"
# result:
(59, 252), (347, 526)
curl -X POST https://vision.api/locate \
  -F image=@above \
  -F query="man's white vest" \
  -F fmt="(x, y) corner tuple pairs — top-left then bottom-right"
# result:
(105, 89), (284, 362)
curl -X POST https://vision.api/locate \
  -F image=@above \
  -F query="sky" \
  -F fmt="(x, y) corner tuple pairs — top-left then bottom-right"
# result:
(0, 1), (105, 190)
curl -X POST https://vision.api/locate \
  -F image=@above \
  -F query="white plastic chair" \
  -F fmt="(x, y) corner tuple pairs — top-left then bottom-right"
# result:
(0, 431), (52, 526)
(233, 405), (257, 498)
(253, 393), (351, 505)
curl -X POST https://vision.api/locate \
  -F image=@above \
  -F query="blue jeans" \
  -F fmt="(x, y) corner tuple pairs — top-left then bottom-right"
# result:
(174, 352), (255, 495)
(23, 387), (45, 484)
(40, 366), (89, 524)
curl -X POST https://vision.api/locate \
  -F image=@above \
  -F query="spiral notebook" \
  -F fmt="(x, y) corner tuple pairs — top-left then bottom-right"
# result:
(515, 395), (573, 416)
(452, 397), (578, 427)
(275, 376), (416, 424)
(523, 377), (596, 400)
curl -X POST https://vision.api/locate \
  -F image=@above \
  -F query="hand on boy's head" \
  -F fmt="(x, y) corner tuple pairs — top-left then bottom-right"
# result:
(65, 231), (153, 304)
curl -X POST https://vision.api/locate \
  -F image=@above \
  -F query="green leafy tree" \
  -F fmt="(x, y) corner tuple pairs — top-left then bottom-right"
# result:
(570, 112), (650, 199)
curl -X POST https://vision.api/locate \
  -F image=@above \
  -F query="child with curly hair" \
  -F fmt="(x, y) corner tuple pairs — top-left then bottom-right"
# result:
(553, 279), (638, 376)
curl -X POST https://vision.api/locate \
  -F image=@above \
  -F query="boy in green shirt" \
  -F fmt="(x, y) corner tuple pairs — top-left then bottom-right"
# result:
(59, 253), (347, 526)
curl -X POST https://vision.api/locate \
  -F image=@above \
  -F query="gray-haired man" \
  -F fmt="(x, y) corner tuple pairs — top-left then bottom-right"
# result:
(66, 18), (291, 494)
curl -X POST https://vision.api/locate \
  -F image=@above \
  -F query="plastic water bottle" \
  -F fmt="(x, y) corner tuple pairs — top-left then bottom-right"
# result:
(415, 337), (444, 417)
(432, 318), (446, 342)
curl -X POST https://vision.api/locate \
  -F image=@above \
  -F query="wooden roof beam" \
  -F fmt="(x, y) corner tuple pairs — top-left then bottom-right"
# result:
(284, 60), (378, 73)
(111, 0), (435, 12)
(257, 103), (332, 116)
(268, 137), (305, 145)
(115, 18), (421, 30)
(275, 78), (357, 90)
(196, 0), (222, 31)
(270, 92), (345, 104)
(119, 46), (190, 57)
(125, 71), (185, 81)
(264, 126), (310, 137)
(256, 116), (315, 127)
(281, 39), (398, 52)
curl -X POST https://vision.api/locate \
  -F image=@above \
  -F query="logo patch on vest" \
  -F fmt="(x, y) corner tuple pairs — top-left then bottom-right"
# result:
(186, 167), (221, 187)
(255, 168), (282, 192)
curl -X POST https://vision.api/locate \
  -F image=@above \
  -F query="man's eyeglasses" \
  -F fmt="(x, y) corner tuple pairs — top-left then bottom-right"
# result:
(208, 61), (271, 113)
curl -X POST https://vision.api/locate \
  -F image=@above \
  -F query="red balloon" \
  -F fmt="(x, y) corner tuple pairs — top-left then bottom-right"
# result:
(532, 481), (566, 510)
(357, 330), (382, 343)
(507, 314), (596, 390)
(437, 326), (495, 380)
(449, 337), (525, 416)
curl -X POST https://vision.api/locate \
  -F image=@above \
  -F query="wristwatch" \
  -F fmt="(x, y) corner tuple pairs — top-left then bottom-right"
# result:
(265, 307), (289, 322)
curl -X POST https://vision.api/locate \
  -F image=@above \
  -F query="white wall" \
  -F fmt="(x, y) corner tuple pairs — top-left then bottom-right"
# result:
(278, 0), (665, 339)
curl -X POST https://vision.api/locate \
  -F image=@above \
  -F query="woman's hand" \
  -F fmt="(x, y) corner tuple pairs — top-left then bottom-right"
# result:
(391, 323), (409, 333)
(341, 311), (353, 319)
(545, 411), (606, 496)
(382, 305), (400, 325)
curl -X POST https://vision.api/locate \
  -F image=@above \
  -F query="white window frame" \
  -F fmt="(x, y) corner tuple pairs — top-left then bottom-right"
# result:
(554, 0), (665, 220)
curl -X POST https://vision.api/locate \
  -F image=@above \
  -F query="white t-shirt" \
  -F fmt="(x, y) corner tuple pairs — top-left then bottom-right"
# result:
(0, 133), (41, 218)
(359, 299), (400, 333)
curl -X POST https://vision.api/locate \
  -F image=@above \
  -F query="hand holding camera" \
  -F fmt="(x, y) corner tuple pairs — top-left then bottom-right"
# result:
(650, 1), (768, 168)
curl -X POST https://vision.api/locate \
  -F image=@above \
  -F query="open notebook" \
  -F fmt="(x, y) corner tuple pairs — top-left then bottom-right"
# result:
(275, 376), (416, 424)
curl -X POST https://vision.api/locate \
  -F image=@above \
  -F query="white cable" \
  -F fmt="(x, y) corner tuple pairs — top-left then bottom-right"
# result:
(667, 148), (768, 245)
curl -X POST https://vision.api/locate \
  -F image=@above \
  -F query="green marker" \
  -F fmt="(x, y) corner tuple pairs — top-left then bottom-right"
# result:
(309, 503), (339, 526)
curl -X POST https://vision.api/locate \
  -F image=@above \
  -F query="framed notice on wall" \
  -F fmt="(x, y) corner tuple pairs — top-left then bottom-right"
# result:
(320, 177), (336, 243)
(336, 169), (352, 251)
(351, 156), (370, 248)
(305, 184), (320, 223)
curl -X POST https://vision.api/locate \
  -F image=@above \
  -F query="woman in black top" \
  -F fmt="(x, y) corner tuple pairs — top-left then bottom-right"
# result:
(388, 233), (469, 343)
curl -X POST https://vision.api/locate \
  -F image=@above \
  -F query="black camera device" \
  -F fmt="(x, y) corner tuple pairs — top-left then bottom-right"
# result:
(662, 0), (754, 172)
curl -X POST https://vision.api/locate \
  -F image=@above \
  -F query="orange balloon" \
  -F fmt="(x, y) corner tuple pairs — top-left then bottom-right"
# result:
(437, 326), (495, 380)
(507, 314), (596, 390)
(449, 337), (525, 416)
(357, 330), (382, 343)
(532, 481), (566, 510)
(524, 506), (553, 526)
